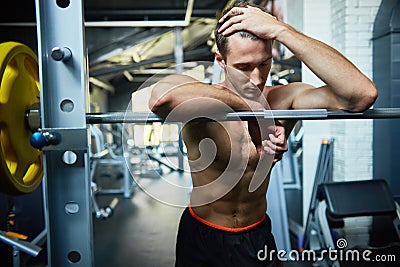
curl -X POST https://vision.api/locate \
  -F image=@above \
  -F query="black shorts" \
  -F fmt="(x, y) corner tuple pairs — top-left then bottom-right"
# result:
(175, 207), (280, 267)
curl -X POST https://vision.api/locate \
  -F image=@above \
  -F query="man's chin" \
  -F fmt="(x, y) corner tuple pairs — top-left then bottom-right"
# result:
(242, 91), (262, 101)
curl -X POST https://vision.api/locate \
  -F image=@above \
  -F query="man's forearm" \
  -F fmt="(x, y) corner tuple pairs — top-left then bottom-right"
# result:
(276, 25), (377, 111)
(149, 75), (264, 119)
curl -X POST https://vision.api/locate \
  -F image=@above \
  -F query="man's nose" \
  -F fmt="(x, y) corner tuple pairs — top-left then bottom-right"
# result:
(249, 68), (263, 87)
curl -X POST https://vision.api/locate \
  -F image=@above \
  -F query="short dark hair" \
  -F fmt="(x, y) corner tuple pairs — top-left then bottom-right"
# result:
(215, 1), (270, 59)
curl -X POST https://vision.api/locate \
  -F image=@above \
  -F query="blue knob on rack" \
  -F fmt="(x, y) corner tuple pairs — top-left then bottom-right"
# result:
(30, 131), (61, 150)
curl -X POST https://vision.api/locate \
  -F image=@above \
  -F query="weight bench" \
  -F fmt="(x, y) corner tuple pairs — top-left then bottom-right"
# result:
(314, 179), (400, 267)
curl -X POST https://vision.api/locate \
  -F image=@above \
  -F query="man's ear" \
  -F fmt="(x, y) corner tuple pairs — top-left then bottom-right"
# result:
(214, 50), (226, 67)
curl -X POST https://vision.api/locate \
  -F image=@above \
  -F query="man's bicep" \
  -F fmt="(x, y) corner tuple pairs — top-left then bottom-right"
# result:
(266, 82), (315, 110)
(291, 85), (346, 110)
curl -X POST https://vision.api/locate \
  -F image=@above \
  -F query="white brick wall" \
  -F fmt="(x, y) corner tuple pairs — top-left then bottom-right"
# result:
(330, 0), (380, 182)
(301, 0), (381, 223)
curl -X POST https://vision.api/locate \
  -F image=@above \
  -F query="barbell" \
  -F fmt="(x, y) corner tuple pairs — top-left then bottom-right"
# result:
(86, 108), (400, 123)
(1, 41), (400, 195)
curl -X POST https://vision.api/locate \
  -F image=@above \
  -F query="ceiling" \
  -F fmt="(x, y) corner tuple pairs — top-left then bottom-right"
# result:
(0, 0), (231, 89)
(84, 0), (230, 89)
(1, 0), (300, 94)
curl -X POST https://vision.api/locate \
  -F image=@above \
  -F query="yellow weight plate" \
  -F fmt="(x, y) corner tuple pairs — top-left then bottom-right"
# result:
(0, 41), (43, 195)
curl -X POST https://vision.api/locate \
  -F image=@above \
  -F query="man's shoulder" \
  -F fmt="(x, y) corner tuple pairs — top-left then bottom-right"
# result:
(161, 74), (198, 85)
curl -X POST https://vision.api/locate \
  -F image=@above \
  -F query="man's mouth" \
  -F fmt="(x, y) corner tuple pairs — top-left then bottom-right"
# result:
(244, 87), (260, 93)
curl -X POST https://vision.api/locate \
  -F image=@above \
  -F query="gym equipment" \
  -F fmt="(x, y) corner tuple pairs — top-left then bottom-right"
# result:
(0, 42), (43, 195)
(0, 230), (42, 258)
(312, 180), (400, 267)
(92, 197), (119, 220)
(266, 132), (304, 256)
(2, 42), (400, 195)
(86, 108), (400, 124)
(89, 124), (133, 198)
(301, 140), (400, 267)
(301, 139), (334, 250)
(267, 148), (292, 255)
(34, 1), (93, 266)
(89, 124), (131, 219)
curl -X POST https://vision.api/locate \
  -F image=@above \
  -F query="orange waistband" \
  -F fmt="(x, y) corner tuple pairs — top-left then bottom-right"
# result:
(188, 205), (266, 233)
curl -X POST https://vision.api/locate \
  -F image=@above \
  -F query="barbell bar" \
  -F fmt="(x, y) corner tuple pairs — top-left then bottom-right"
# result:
(85, 108), (400, 124)
(27, 107), (400, 152)
(25, 107), (400, 152)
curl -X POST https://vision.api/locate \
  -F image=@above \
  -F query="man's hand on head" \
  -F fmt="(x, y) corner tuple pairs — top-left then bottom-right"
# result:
(217, 5), (286, 41)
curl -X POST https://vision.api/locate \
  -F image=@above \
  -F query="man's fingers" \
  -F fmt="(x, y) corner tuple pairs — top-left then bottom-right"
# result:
(262, 139), (287, 155)
(218, 17), (245, 35)
(268, 133), (284, 145)
(219, 7), (245, 23)
(261, 141), (285, 163)
(268, 133), (276, 142)
(261, 140), (273, 153)
(218, 7), (249, 35)
(263, 145), (275, 155)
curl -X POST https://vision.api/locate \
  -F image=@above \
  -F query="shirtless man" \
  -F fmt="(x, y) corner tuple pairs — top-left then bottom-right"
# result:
(149, 2), (377, 266)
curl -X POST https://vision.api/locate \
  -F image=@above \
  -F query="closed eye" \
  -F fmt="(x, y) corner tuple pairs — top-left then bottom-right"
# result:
(234, 64), (251, 72)
(260, 58), (272, 66)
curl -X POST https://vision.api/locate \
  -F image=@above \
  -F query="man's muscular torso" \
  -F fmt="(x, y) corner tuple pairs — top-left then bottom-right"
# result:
(182, 85), (292, 228)
(184, 120), (270, 228)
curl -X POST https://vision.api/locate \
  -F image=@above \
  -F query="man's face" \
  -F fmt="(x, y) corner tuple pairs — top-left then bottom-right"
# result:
(217, 34), (273, 100)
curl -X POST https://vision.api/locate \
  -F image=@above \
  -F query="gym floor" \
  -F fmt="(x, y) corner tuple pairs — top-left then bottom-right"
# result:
(92, 163), (190, 267)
